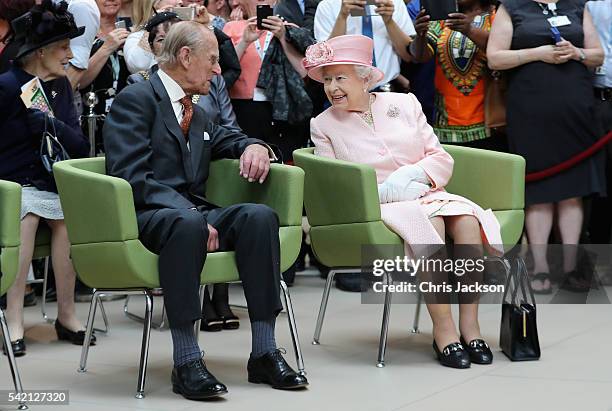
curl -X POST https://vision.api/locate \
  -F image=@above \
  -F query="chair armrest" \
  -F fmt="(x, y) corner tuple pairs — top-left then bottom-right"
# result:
(443, 145), (525, 211)
(0, 180), (21, 247)
(293, 148), (381, 227)
(54, 158), (139, 245)
(206, 159), (304, 227)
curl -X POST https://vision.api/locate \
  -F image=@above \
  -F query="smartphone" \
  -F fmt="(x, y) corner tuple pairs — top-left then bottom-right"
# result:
(349, 0), (377, 17)
(257, 4), (273, 30)
(115, 16), (132, 29)
(421, 0), (458, 21)
(173, 6), (196, 21)
(550, 26), (562, 44)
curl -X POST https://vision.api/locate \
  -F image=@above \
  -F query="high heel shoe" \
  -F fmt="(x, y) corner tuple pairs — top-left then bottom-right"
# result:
(212, 284), (239, 330)
(55, 320), (96, 345)
(200, 286), (223, 332)
(460, 336), (493, 365)
(2, 338), (26, 357)
(433, 340), (470, 369)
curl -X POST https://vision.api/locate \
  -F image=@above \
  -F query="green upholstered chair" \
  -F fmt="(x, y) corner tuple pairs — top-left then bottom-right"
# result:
(0, 180), (27, 410)
(53, 157), (306, 398)
(293, 145), (526, 367)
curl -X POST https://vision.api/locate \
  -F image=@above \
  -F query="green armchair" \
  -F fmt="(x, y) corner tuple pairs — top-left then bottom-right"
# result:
(0, 180), (27, 410)
(293, 146), (525, 367)
(53, 157), (306, 398)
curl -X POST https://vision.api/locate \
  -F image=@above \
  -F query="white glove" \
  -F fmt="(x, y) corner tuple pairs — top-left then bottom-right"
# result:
(378, 181), (430, 203)
(378, 165), (431, 204)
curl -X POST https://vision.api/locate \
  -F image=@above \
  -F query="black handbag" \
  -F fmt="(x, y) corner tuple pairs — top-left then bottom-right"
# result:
(40, 114), (70, 174)
(500, 257), (541, 361)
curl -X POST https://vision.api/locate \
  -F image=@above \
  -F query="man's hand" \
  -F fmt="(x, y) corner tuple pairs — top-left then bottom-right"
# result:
(239, 144), (271, 184)
(445, 13), (473, 35)
(207, 223), (219, 252)
(339, 0), (366, 19)
(375, 0), (395, 25)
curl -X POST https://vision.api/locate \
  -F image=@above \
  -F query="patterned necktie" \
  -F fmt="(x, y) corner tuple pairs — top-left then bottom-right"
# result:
(179, 95), (193, 140)
(362, 10), (377, 67)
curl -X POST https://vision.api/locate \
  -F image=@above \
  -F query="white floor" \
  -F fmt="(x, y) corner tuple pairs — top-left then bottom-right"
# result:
(1, 270), (612, 411)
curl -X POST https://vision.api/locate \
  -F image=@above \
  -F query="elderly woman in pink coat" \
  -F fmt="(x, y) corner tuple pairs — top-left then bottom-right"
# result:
(304, 34), (503, 369)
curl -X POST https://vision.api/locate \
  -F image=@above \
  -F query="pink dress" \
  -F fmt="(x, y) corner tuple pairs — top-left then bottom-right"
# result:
(310, 92), (503, 257)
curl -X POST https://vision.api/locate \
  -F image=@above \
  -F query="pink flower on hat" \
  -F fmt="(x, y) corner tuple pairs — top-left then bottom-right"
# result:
(304, 41), (334, 68)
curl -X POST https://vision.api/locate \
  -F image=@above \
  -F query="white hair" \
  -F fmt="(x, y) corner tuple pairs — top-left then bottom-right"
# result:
(354, 65), (375, 88)
(157, 21), (210, 67)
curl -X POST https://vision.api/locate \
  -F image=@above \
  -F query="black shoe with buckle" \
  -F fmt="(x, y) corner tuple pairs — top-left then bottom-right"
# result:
(433, 341), (471, 369)
(460, 336), (493, 365)
(2, 338), (26, 357)
(247, 349), (308, 389)
(172, 358), (228, 400)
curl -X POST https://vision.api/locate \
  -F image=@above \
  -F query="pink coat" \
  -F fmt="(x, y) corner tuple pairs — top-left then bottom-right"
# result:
(310, 92), (503, 256)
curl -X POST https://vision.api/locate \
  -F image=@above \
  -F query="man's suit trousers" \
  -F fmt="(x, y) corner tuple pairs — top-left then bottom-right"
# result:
(138, 203), (283, 328)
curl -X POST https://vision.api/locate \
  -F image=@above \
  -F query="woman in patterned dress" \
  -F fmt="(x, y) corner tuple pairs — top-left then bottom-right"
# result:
(410, 0), (506, 151)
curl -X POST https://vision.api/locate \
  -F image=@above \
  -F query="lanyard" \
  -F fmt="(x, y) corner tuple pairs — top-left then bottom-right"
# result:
(254, 31), (273, 61)
(536, 1), (558, 16)
(109, 53), (120, 84)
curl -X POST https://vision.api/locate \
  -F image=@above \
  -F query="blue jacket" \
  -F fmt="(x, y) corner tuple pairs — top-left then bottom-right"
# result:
(0, 66), (89, 192)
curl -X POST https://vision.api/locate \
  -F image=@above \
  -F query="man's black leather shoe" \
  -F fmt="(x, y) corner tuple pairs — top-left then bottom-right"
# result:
(433, 341), (471, 369)
(247, 349), (308, 389)
(172, 359), (228, 400)
(460, 336), (493, 365)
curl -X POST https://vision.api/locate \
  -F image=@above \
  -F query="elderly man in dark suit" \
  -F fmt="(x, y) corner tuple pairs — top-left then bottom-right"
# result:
(103, 21), (308, 401)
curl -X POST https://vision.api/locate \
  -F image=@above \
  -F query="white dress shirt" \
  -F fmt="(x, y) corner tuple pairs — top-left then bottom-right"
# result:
(157, 69), (187, 124)
(314, 0), (416, 86)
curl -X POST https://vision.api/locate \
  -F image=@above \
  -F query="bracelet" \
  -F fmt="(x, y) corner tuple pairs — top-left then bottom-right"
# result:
(578, 48), (586, 62)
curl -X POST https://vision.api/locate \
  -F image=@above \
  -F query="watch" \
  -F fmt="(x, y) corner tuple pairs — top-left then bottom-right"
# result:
(578, 48), (586, 62)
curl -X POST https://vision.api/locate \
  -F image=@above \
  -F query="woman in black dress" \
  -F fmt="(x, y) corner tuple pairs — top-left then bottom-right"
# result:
(487, 0), (604, 292)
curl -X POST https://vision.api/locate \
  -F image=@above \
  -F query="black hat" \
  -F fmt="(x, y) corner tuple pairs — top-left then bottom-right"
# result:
(144, 11), (179, 32)
(11, 0), (85, 60)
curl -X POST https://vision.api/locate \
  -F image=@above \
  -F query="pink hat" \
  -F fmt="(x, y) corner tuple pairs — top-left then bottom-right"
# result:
(302, 35), (385, 84)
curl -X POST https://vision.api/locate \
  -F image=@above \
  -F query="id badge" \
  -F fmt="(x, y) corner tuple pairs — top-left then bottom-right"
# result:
(595, 66), (607, 76)
(105, 97), (114, 113)
(253, 87), (268, 102)
(548, 15), (571, 27)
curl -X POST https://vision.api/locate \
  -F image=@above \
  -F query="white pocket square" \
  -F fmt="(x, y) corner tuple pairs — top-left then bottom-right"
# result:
(203, 132), (210, 141)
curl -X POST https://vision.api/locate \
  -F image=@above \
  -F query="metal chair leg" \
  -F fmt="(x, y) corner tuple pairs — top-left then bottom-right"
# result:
(412, 290), (422, 334)
(124, 292), (168, 330)
(78, 290), (99, 373)
(0, 308), (28, 410)
(136, 291), (153, 399)
(377, 273), (393, 368)
(312, 269), (337, 345)
(41, 257), (53, 323)
(280, 280), (306, 375)
(194, 285), (205, 344)
(94, 297), (110, 334)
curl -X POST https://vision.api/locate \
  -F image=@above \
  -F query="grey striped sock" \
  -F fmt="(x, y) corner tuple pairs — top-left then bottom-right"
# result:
(170, 324), (202, 367)
(251, 318), (277, 358)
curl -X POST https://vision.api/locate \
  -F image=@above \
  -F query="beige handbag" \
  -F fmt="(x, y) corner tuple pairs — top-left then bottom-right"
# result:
(484, 70), (507, 130)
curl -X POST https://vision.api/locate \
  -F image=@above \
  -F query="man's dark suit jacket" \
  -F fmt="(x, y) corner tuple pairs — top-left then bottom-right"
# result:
(103, 71), (264, 228)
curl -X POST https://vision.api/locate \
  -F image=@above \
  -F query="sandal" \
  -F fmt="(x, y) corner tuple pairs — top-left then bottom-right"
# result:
(530, 272), (553, 295)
